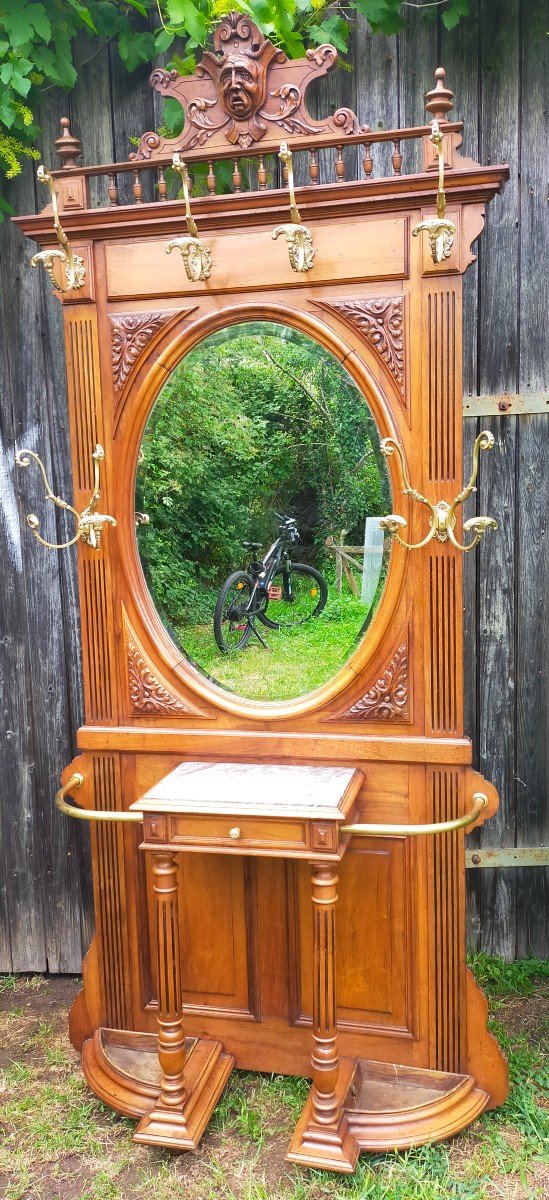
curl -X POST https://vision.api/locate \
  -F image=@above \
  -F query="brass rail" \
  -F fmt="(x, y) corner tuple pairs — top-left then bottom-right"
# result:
(341, 792), (487, 836)
(55, 774), (143, 823)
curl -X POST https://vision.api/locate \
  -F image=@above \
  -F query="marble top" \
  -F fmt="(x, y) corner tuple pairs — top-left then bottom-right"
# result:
(131, 761), (363, 820)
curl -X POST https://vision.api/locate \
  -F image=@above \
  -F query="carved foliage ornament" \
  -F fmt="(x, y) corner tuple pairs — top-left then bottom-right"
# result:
(127, 631), (198, 717)
(331, 633), (410, 721)
(110, 311), (175, 396)
(137, 14), (368, 161)
(317, 297), (405, 399)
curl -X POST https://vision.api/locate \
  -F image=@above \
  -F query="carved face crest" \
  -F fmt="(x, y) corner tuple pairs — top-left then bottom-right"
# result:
(218, 54), (260, 120)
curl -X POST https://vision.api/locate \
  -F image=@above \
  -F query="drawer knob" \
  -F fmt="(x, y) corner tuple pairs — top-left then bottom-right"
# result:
(229, 826), (241, 840)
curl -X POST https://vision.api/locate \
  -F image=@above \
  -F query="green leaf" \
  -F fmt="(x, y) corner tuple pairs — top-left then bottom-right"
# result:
(155, 28), (175, 54)
(117, 28), (156, 72)
(442, 0), (470, 31)
(308, 15), (350, 55)
(165, 0), (208, 42)
(28, 3), (51, 40)
(10, 69), (32, 97)
(123, 0), (148, 15)
(162, 95), (185, 138)
(1, 6), (35, 48)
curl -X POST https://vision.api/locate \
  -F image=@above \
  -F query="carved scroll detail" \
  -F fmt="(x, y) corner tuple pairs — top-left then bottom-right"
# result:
(331, 632), (410, 721)
(137, 15), (367, 162)
(124, 614), (207, 717)
(109, 311), (175, 396)
(316, 297), (405, 400)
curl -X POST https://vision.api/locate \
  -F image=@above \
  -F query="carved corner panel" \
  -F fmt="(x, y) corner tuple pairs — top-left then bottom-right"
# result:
(314, 297), (406, 407)
(329, 621), (411, 723)
(123, 611), (210, 718)
(109, 307), (197, 423)
(137, 14), (366, 162)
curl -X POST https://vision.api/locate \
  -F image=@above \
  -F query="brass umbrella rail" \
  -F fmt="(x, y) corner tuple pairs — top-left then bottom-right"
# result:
(57, 774), (486, 834)
(56, 774), (143, 823)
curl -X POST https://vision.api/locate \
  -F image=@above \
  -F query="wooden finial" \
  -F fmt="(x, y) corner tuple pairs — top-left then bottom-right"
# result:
(425, 67), (454, 121)
(55, 117), (82, 169)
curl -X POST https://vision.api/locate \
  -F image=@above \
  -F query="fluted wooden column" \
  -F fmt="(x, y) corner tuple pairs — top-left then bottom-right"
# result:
(152, 851), (187, 1108)
(310, 864), (340, 1125)
(287, 860), (359, 1171)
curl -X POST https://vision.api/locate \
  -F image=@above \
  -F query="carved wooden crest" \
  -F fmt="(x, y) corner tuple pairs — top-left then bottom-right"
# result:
(137, 13), (366, 162)
(330, 627), (410, 722)
(315, 297), (405, 401)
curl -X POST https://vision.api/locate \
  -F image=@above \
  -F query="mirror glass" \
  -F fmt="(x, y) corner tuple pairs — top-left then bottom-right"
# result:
(136, 321), (392, 703)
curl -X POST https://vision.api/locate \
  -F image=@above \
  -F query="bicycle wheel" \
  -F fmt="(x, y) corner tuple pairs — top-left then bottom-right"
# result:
(263, 563), (328, 629)
(213, 571), (254, 652)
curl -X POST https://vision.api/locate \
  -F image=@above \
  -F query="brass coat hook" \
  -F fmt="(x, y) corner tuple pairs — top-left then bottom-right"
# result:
(380, 431), (498, 552)
(412, 119), (456, 264)
(166, 154), (212, 282)
(15, 443), (117, 550)
(31, 165), (85, 293)
(272, 142), (314, 273)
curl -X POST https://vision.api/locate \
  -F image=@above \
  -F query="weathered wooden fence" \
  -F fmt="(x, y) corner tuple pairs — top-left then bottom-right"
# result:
(0, 2), (547, 971)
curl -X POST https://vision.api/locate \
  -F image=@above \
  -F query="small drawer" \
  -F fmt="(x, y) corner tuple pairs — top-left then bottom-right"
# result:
(169, 813), (307, 852)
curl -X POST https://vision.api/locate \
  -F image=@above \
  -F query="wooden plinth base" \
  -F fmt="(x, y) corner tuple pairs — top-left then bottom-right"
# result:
(133, 1038), (233, 1150)
(287, 1058), (360, 1173)
(345, 1058), (489, 1151)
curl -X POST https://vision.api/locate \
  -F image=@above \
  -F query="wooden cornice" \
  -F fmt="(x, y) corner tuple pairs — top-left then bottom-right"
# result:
(14, 166), (509, 246)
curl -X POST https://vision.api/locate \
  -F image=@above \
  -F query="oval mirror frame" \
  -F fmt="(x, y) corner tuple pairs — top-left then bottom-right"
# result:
(118, 304), (407, 720)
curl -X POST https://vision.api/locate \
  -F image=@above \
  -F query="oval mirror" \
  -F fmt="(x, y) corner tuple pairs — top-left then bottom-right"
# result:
(135, 321), (392, 703)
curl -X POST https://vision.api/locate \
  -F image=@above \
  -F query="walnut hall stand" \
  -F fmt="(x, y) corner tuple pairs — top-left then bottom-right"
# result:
(15, 12), (509, 1175)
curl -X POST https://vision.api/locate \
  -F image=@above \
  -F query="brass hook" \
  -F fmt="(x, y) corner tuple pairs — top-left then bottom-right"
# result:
(166, 154), (212, 282)
(31, 165), (85, 293)
(272, 142), (314, 273)
(412, 119), (456, 264)
(15, 443), (117, 550)
(380, 431), (497, 552)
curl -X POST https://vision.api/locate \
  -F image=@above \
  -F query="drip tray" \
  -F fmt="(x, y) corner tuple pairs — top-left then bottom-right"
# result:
(100, 1029), (197, 1088)
(345, 1058), (489, 1150)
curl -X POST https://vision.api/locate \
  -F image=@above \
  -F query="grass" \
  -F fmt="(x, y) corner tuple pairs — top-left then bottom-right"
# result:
(0, 959), (547, 1200)
(180, 590), (373, 701)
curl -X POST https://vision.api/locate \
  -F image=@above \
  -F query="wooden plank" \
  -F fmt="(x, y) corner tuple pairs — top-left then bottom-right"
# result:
(515, 0), (549, 957)
(474, 0), (521, 959)
(398, 11), (437, 175)
(0, 163), (49, 971)
(355, 18), (399, 180)
(69, 33), (115, 208)
(32, 87), (91, 972)
(108, 43), (156, 206)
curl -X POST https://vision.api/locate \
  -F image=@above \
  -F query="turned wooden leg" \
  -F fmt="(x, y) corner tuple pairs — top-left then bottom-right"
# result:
(311, 864), (340, 1125)
(153, 851), (187, 1109)
(133, 849), (233, 1150)
(287, 860), (359, 1172)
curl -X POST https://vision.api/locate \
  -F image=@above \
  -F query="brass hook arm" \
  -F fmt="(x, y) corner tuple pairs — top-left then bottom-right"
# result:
(15, 443), (117, 551)
(56, 773), (143, 823)
(341, 792), (487, 836)
(31, 166), (85, 293)
(166, 155), (212, 282)
(273, 142), (315, 273)
(412, 119), (456, 264)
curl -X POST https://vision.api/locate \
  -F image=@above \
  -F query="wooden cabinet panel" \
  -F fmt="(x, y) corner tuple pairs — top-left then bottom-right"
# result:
(146, 852), (254, 1016)
(295, 838), (412, 1035)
